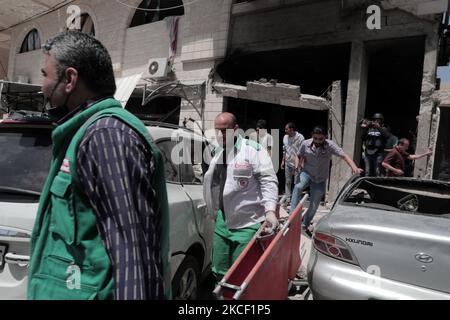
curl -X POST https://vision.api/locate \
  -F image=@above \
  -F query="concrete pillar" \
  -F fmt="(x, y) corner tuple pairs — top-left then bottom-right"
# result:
(429, 106), (441, 178)
(414, 32), (439, 179)
(328, 81), (347, 202)
(342, 40), (369, 174)
(0, 47), (9, 79)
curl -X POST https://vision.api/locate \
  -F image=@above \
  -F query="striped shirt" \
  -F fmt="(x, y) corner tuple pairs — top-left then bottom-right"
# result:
(76, 117), (165, 300)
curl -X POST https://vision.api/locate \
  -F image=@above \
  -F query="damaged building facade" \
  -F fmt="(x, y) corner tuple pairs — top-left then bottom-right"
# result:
(2, 0), (450, 199)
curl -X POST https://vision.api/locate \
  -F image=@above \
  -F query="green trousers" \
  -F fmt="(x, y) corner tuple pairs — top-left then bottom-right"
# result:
(212, 210), (260, 282)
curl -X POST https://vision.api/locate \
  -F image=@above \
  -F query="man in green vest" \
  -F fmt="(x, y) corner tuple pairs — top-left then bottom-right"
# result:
(28, 31), (170, 300)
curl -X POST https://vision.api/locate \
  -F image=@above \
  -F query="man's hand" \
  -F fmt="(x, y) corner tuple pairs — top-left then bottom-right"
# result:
(264, 211), (279, 234)
(351, 166), (363, 175)
(393, 168), (404, 176)
(280, 160), (285, 170)
(342, 154), (363, 176)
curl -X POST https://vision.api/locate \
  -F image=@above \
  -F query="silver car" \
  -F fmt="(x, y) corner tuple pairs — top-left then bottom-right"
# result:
(307, 176), (450, 299)
(0, 115), (215, 300)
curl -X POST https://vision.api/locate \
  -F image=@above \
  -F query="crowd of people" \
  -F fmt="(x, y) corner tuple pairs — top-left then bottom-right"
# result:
(360, 113), (433, 178)
(29, 30), (433, 300)
(246, 112), (433, 237)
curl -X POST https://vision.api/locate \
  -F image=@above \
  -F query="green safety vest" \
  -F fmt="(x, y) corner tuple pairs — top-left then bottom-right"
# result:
(28, 98), (170, 300)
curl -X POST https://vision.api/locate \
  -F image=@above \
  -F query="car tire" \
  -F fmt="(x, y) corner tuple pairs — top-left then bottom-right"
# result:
(172, 255), (200, 300)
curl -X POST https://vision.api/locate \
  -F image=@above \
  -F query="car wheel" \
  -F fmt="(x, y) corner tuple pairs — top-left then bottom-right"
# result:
(172, 255), (200, 300)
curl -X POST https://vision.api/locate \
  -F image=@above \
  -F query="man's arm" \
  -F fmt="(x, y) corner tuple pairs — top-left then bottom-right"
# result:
(408, 148), (433, 161)
(340, 153), (364, 175)
(378, 125), (390, 139)
(360, 121), (369, 137)
(266, 134), (273, 157)
(294, 155), (304, 170)
(382, 160), (403, 176)
(253, 147), (279, 233)
(77, 119), (164, 300)
(328, 140), (363, 175)
(281, 135), (287, 169)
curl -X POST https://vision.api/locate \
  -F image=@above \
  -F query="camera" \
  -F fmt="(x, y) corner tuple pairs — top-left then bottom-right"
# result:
(360, 119), (374, 128)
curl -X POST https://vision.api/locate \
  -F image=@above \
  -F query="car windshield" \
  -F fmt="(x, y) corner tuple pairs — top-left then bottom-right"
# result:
(342, 178), (450, 217)
(0, 127), (53, 195)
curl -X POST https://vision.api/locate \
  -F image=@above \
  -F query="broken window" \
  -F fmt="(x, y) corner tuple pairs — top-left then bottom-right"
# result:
(130, 0), (184, 28)
(342, 178), (450, 216)
(19, 29), (41, 53)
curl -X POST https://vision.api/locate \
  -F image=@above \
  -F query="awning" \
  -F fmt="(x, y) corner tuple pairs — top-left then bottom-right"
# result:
(0, 80), (41, 93)
(141, 80), (205, 105)
(114, 73), (143, 107)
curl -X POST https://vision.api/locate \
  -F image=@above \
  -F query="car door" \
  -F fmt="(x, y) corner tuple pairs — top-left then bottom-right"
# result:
(0, 125), (53, 299)
(154, 138), (205, 277)
(176, 133), (215, 272)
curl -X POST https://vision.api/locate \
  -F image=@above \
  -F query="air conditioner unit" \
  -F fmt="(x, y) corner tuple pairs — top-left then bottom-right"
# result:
(143, 58), (171, 79)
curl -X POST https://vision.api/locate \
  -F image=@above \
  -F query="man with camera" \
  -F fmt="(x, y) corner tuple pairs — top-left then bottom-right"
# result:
(361, 113), (390, 177)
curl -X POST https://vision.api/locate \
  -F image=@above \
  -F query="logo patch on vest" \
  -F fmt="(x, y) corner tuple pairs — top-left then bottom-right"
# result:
(60, 158), (71, 174)
(238, 178), (249, 189)
(233, 162), (252, 190)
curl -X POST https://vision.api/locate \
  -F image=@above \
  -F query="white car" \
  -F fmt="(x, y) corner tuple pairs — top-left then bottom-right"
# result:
(0, 113), (215, 300)
(307, 176), (450, 299)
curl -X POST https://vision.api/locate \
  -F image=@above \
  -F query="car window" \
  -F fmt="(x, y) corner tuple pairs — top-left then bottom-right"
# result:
(202, 140), (213, 176)
(179, 139), (213, 185)
(156, 139), (179, 183)
(0, 127), (53, 194)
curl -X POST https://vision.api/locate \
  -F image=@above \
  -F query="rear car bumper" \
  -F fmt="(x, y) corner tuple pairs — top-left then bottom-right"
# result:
(307, 248), (450, 300)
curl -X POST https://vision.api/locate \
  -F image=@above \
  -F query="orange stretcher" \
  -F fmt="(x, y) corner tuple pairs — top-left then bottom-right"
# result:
(213, 195), (308, 300)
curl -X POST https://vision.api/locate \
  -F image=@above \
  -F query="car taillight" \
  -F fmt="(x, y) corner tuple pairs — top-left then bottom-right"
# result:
(313, 232), (359, 265)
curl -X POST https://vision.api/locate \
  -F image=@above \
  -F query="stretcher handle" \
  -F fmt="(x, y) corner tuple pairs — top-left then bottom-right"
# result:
(255, 225), (276, 239)
(213, 280), (245, 300)
(291, 194), (309, 215)
(218, 282), (242, 291)
(280, 194), (309, 236)
(300, 193), (309, 205)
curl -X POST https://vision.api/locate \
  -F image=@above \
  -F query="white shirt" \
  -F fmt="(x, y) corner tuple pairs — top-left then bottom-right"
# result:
(283, 131), (304, 167)
(203, 137), (278, 229)
(249, 131), (273, 152)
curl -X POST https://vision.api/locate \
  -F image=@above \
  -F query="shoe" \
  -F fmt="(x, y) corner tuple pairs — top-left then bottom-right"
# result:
(295, 266), (308, 280)
(301, 225), (312, 238)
